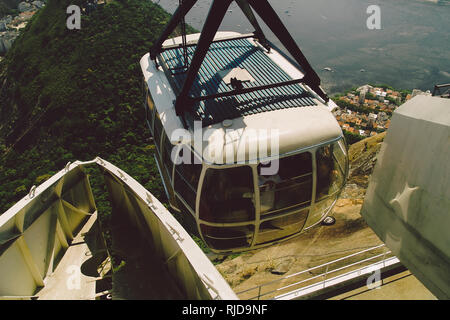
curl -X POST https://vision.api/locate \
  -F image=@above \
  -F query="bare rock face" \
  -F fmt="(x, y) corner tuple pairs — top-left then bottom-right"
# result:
(340, 183), (367, 199)
(271, 257), (296, 275)
(347, 132), (386, 189)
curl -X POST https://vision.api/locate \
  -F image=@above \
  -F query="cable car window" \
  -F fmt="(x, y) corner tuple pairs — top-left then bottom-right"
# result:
(199, 166), (255, 223)
(257, 152), (313, 215)
(334, 139), (348, 175)
(305, 140), (347, 229)
(316, 142), (346, 202)
(256, 208), (309, 245)
(174, 146), (202, 210)
(153, 111), (163, 152)
(145, 88), (155, 133)
(162, 135), (174, 181)
(200, 224), (254, 250)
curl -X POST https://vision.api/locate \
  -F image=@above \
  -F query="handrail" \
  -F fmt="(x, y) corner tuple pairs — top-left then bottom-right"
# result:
(432, 83), (450, 97)
(278, 251), (390, 292)
(236, 244), (390, 300)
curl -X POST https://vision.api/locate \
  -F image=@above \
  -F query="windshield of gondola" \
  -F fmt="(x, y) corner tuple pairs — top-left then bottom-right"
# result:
(258, 152), (313, 215)
(199, 166), (255, 223)
(316, 140), (347, 202)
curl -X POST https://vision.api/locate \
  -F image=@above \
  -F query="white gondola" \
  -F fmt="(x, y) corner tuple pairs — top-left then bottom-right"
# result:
(140, 0), (348, 253)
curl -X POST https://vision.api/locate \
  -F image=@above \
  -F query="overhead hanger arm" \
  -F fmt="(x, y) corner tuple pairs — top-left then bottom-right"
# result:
(149, 0), (329, 119)
(150, 0), (198, 60)
(246, 0), (328, 102)
(235, 0), (270, 51)
(174, 0), (233, 116)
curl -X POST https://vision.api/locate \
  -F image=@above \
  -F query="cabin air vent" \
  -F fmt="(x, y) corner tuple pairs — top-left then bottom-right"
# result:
(222, 119), (233, 127)
(219, 67), (255, 90)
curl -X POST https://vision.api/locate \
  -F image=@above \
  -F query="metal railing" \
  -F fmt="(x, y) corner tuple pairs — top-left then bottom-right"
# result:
(432, 83), (450, 98)
(236, 244), (393, 300)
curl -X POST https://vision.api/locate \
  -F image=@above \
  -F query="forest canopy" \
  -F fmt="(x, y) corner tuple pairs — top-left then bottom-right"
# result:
(0, 0), (174, 214)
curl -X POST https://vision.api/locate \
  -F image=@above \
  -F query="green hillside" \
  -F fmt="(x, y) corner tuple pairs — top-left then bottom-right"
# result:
(0, 0), (19, 18)
(0, 3), (13, 18)
(0, 0), (175, 215)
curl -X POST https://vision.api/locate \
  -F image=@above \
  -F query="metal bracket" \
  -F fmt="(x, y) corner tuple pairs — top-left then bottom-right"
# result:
(28, 185), (37, 199)
(117, 170), (127, 181)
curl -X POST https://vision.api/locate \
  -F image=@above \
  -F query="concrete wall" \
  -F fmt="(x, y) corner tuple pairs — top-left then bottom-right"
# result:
(361, 95), (450, 299)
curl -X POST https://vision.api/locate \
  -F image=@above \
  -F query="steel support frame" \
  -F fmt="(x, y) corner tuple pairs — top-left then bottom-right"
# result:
(149, 0), (198, 61)
(149, 0), (329, 117)
(235, 0), (270, 51)
(191, 78), (309, 103)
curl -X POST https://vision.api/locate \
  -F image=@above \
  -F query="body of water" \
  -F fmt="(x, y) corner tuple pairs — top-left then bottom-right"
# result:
(153, 0), (449, 94)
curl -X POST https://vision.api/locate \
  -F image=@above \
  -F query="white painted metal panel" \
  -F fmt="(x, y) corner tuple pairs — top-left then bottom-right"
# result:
(0, 164), (95, 298)
(0, 158), (237, 300)
(100, 158), (237, 300)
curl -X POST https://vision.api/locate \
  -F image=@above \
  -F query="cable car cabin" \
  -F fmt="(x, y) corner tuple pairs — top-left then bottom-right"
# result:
(140, 31), (348, 253)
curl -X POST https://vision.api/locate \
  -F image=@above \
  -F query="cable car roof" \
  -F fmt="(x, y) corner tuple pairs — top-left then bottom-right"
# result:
(158, 36), (317, 127)
(197, 105), (343, 164)
(140, 32), (342, 164)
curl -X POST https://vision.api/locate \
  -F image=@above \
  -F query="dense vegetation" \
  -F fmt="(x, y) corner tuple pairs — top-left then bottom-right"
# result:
(343, 130), (364, 145)
(0, 3), (12, 18)
(0, 0), (176, 223)
(0, 0), (18, 18)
